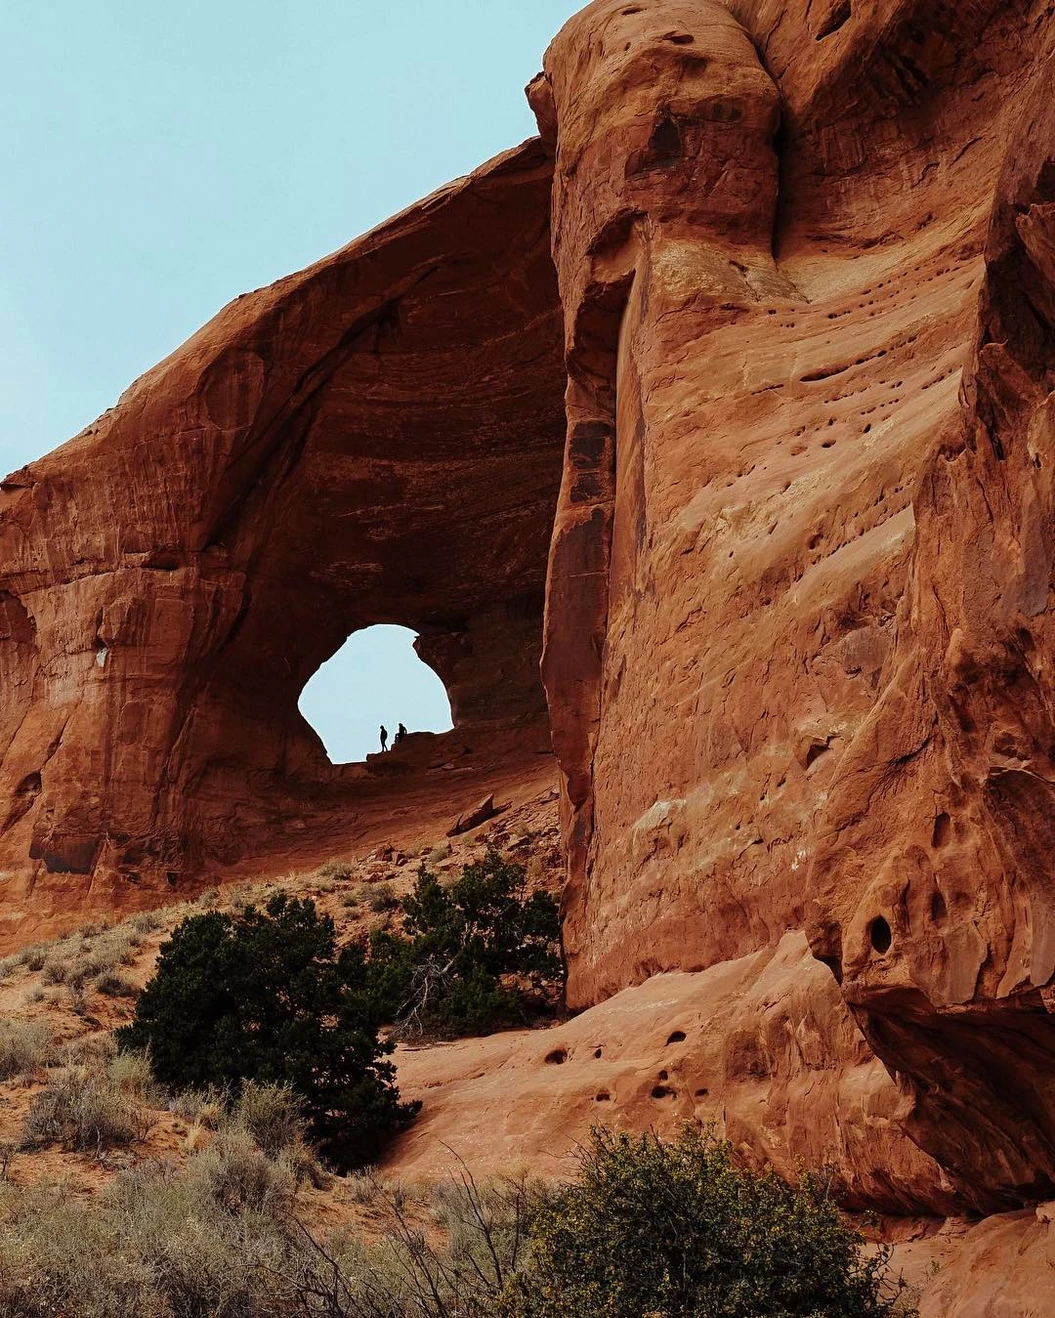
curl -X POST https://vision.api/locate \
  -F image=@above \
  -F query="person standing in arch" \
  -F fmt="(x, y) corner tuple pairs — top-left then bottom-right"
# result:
(379, 725), (388, 753)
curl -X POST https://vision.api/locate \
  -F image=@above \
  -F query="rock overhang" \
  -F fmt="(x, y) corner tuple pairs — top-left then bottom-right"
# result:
(0, 138), (566, 902)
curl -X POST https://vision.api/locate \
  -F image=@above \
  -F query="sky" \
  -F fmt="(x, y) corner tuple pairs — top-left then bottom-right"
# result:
(299, 626), (453, 764)
(0, 0), (580, 762)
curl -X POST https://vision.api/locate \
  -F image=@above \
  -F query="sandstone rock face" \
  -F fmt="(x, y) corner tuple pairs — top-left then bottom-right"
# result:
(535, 0), (1055, 1213)
(8, 0), (1055, 1273)
(807, 38), (1055, 1211)
(915, 1211), (1055, 1318)
(0, 144), (565, 925)
(392, 932), (955, 1216)
(537, 0), (1034, 1005)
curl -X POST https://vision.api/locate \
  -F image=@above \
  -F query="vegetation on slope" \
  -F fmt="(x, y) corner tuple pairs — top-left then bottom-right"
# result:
(0, 1112), (912, 1317)
(116, 850), (561, 1169)
(0, 814), (913, 1315)
(116, 892), (420, 1172)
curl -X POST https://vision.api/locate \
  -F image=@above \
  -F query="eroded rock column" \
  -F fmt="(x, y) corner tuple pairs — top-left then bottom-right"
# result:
(535, 0), (786, 1000)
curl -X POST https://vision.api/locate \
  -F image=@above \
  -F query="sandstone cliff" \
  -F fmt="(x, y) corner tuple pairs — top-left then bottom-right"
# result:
(534, 0), (1055, 1218)
(5, 0), (1055, 1310)
(0, 143), (564, 929)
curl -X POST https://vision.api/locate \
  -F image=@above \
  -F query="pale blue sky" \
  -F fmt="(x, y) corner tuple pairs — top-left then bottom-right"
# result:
(1, 0), (579, 761)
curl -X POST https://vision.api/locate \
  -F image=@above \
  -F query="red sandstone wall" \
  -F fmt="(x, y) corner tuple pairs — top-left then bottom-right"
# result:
(536, 0), (1055, 1211)
(0, 144), (565, 916)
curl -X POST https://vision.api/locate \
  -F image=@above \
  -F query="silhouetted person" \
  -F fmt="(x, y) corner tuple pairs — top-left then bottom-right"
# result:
(379, 725), (388, 752)
(394, 722), (408, 745)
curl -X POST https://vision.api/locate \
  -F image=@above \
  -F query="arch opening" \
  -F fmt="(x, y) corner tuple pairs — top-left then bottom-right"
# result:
(298, 625), (453, 765)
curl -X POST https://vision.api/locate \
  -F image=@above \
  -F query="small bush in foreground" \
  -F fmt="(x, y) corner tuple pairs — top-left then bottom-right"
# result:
(506, 1125), (909, 1318)
(0, 1117), (913, 1318)
(117, 893), (418, 1170)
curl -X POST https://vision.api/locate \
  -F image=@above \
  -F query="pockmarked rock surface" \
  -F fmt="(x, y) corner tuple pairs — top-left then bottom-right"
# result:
(806, 41), (1055, 1211)
(392, 932), (955, 1216)
(533, 0), (1055, 1217)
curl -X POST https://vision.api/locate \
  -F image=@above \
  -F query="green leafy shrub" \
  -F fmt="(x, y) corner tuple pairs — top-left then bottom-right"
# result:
(116, 893), (418, 1170)
(506, 1125), (909, 1318)
(365, 849), (562, 1039)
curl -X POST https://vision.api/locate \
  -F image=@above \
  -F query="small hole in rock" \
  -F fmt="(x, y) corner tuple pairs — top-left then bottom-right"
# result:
(545, 1049), (568, 1065)
(652, 1085), (674, 1099)
(166, 872), (179, 887)
(665, 31), (694, 43)
(658, 1070), (669, 1082)
(595, 1091), (611, 1102)
(666, 1030), (686, 1044)
(931, 890), (948, 923)
(594, 1047), (603, 1059)
(694, 1087), (709, 1097)
(647, 113), (682, 164)
(869, 916), (892, 955)
(931, 812), (951, 849)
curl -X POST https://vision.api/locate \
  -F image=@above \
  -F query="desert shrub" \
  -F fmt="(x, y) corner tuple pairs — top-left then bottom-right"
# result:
(317, 858), (355, 881)
(0, 1145), (306, 1318)
(117, 893), (418, 1170)
(18, 943), (49, 973)
(295, 1171), (536, 1318)
(367, 880), (399, 913)
(191, 1123), (299, 1216)
(171, 1086), (226, 1127)
(95, 970), (139, 997)
(505, 1125), (909, 1318)
(232, 1080), (304, 1159)
(0, 1020), (55, 1080)
(364, 849), (562, 1038)
(108, 1048), (159, 1101)
(0, 1183), (163, 1318)
(21, 1063), (151, 1153)
(131, 909), (164, 935)
(41, 926), (139, 991)
(60, 1031), (117, 1067)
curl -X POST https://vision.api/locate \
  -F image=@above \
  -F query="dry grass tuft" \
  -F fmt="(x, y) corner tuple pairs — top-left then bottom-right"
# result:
(21, 1061), (153, 1153)
(0, 1020), (56, 1081)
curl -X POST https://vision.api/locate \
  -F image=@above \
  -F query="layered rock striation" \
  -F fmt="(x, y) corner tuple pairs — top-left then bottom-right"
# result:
(6, 0), (1055, 1268)
(534, 0), (1055, 1213)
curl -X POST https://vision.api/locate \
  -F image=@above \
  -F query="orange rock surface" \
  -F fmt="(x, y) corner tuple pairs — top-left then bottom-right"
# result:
(392, 932), (955, 1216)
(534, 0), (1055, 1218)
(914, 1210), (1055, 1318)
(0, 143), (564, 932)
(5, 0), (1055, 1307)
